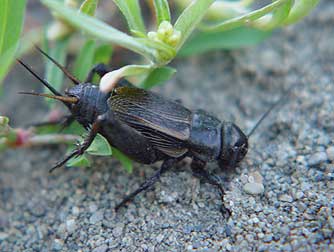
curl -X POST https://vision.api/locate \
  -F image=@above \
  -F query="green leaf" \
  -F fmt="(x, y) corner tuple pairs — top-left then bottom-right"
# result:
(79, 0), (99, 16)
(73, 40), (96, 81)
(67, 154), (91, 167)
(153, 0), (171, 26)
(283, 0), (320, 25)
(86, 134), (112, 156)
(252, 0), (293, 30)
(112, 0), (146, 35)
(93, 44), (113, 65)
(112, 147), (133, 173)
(174, 0), (215, 51)
(178, 27), (271, 57)
(44, 38), (70, 106)
(0, 0), (26, 84)
(140, 66), (176, 89)
(42, 0), (156, 61)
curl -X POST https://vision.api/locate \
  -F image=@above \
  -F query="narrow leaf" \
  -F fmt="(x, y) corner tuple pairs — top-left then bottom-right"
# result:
(153, 0), (171, 25)
(73, 40), (96, 80)
(112, 0), (146, 35)
(42, 0), (156, 61)
(283, 0), (320, 25)
(112, 147), (133, 173)
(140, 66), (176, 89)
(200, 0), (290, 32)
(178, 27), (271, 57)
(79, 0), (99, 16)
(0, 0), (26, 84)
(252, 0), (293, 30)
(87, 134), (112, 156)
(174, 0), (215, 51)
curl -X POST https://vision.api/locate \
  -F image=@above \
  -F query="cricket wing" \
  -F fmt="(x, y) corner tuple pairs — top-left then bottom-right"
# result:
(109, 87), (191, 157)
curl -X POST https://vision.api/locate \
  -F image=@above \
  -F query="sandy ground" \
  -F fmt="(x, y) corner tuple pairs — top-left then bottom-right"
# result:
(0, 1), (333, 251)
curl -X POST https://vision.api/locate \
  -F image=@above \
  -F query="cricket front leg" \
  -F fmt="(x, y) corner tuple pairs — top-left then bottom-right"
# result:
(191, 158), (231, 218)
(49, 115), (105, 173)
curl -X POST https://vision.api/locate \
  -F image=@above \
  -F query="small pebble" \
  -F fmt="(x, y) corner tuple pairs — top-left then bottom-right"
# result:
(0, 232), (9, 240)
(72, 206), (80, 216)
(113, 224), (124, 237)
(240, 174), (248, 184)
(326, 146), (334, 161)
(308, 152), (328, 166)
(156, 234), (164, 243)
(243, 182), (265, 195)
(279, 194), (293, 203)
(92, 244), (108, 252)
(249, 171), (263, 183)
(66, 219), (76, 234)
(295, 191), (304, 200)
(263, 234), (273, 242)
(52, 239), (64, 251)
(89, 211), (104, 224)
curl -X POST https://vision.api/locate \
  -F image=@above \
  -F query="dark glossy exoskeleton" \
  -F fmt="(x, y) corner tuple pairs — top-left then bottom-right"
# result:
(18, 47), (284, 213)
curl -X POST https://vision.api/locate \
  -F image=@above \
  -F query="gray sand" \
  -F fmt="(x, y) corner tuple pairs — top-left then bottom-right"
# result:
(0, 1), (333, 251)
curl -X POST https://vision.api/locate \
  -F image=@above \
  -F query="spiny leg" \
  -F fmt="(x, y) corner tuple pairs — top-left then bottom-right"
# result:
(191, 158), (231, 218)
(49, 115), (105, 173)
(115, 158), (181, 211)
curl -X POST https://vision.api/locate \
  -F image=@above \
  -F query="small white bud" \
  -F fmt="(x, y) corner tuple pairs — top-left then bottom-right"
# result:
(147, 31), (160, 42)
(157, 21), (173, 38)
(167, 30), (181, 47)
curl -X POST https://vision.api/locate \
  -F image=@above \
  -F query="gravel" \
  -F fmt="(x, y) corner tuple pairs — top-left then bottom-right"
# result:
(243, 182), (265, 195)
(1, 1), (334, 251)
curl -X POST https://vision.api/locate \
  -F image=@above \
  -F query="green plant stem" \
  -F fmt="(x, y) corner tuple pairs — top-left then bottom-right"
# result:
(20, 134), (80, 147)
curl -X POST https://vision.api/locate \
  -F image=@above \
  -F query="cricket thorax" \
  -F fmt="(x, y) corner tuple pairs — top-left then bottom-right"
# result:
(67, 84), (110, 127)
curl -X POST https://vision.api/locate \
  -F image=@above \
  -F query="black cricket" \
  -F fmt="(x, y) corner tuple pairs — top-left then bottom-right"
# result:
(18, 47), (284, 212)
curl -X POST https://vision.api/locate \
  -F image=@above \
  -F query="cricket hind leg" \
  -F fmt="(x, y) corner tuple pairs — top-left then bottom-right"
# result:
(191, 158), (231, 218)
(85, 63), (111, 82)
(115, 157), (182, 211)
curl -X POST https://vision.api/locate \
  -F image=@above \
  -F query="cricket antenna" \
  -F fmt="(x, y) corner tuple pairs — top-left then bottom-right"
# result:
(19, 91), (78, 104)
(247, 86), (294, 138)
(34, 45), (81, 85)
(17, 59), (63, 96)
